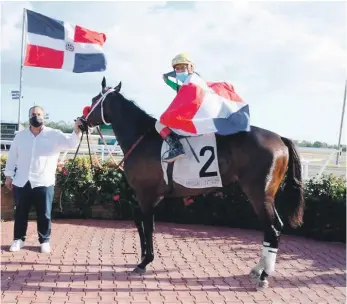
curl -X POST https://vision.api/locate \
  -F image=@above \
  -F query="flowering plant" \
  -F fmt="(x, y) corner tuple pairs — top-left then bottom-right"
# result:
(1, 154), (346, 242)
(55, 156), (137, 218)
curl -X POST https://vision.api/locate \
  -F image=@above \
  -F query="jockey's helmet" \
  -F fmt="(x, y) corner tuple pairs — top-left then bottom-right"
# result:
(172, 53), (194, 69)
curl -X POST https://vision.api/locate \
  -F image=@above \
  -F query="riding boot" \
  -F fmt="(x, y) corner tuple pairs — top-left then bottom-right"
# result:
(162, 132), (185, 163)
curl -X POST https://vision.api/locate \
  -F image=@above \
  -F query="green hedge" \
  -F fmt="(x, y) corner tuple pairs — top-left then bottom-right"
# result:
(1, 155), (346, 243)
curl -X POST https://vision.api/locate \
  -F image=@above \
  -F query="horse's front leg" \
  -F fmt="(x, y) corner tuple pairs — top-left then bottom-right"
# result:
(133, 206), (147, 261)
(133, 209), (154, 274)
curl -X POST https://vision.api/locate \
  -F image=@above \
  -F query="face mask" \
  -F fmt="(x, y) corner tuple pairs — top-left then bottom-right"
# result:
(29, 116), (43, 128)
(176, 71), (189, 84)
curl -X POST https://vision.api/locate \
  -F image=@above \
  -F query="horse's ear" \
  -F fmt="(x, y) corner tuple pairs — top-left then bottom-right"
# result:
(101, 77), (106, 89)
(114, 81), (122, 93)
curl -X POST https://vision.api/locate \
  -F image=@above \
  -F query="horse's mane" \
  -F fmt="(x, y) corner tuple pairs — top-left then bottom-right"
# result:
(110, 90), (157, 135)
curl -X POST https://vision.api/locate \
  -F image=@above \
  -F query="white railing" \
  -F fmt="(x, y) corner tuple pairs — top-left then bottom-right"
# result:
(0, 140), (13, 151)
(57, 134), (123, 162)
(1, 134), (124, 161)
(1, 135), (344, 180)
(300, 148), (342, 180)
(58, 143), (123, 162)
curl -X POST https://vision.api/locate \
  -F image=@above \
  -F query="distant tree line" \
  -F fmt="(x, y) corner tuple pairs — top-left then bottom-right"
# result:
(294, 140), (346, 152)
(21, 120), (346, 152)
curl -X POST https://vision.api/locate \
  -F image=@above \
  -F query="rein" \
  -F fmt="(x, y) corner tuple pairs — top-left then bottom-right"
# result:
(58, 131), (90, 213)
(96, 126), (147, 170)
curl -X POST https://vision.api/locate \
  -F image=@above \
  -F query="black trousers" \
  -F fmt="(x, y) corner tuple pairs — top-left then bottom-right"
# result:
(13, 181), (54, 244)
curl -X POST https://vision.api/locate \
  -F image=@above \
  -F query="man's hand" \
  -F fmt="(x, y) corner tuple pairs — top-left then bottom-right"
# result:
(5, 177), (13, 190)
(74, 119), (83, 134)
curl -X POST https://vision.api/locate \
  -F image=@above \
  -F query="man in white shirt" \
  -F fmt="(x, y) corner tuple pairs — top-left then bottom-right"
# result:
(4, 105), (83, 253)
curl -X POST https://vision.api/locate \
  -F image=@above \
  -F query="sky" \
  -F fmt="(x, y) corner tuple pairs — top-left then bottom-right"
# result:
(1, 0), (346, 145)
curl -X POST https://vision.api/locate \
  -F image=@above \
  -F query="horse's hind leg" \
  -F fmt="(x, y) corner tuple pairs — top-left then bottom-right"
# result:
(250, 200), (283, 290)
(241, 161), (286, 289)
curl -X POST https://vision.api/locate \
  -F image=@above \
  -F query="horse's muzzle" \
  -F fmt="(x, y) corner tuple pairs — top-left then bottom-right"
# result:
(76, 116), (90, 133)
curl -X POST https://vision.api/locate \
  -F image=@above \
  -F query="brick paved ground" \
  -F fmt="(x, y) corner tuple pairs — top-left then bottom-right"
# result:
(1, 219), (346, 304)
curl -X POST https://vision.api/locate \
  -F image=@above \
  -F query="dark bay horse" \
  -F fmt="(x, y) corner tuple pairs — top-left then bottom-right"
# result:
(84, 77), (304, 290)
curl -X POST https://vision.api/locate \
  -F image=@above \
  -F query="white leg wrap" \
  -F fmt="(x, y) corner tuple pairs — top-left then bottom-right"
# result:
(263, 246), (278, 275)
(252, 256), (265, 274)
(251, 242), (269, 275)
(262, 242), (270, 256)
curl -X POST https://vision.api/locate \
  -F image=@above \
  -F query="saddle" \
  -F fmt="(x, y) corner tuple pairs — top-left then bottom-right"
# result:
(165, 134), (202, 194)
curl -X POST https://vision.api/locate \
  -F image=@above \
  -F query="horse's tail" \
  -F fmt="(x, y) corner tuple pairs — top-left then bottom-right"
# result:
(280, 137), (305, 228)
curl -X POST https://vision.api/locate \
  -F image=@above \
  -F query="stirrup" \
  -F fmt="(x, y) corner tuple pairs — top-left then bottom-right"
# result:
(162, 150), (185, 163)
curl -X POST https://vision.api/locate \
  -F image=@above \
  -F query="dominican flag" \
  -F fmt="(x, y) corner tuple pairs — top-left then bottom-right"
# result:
(23, 9), (107, 73)
(160, 73), (251, 135)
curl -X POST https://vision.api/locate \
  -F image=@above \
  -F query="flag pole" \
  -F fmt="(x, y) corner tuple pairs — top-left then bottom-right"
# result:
(336, 79), (346, 165)
(17, 8), (26, 131)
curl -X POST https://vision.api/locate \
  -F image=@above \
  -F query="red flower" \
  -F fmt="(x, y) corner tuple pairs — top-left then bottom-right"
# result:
(113, 195), (120, 201)
(62, 169), (68, 176)
(83, 106), (91, 117)
(183, 198), (194, 206)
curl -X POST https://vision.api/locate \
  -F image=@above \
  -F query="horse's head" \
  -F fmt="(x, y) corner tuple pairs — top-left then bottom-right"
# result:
(83, 76), (122, 127)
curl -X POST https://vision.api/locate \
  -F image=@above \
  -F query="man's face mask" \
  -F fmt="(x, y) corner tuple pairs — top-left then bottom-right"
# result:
(29, 116), (44, 128)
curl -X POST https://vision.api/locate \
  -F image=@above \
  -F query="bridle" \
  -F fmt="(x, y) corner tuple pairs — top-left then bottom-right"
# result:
(83, 86), (137, 168)
(58, 87), (148, 213)
(85, 87), (115, 125)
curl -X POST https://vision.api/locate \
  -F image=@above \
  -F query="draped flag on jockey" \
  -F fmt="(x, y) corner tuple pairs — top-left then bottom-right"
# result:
(160, 73), (251, 135)
(23, 9), (107, 73)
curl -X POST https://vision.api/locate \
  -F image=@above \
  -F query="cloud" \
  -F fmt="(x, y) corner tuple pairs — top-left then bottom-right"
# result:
(1, 2), (33, 54)
(1, 1), (346, 143)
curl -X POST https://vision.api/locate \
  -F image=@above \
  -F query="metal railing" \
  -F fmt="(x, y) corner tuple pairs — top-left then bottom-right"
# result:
(57, 134), (123, 162)
(300, 148), (342, 180)
(58, 143), (123, 162)
(1, 135), (344, 180)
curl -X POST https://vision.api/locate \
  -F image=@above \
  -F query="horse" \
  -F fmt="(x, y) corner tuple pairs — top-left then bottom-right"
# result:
(83, 76), (305, 290)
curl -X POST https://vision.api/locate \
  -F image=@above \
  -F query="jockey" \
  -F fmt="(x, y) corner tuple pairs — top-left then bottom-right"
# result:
(155, 53), (194, 163)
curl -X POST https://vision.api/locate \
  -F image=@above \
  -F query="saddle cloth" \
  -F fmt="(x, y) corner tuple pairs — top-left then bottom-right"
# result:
(161, 133), (223, 189)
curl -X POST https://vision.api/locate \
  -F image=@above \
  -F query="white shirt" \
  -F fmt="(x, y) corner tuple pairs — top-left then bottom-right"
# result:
(4, 126), (82, 188)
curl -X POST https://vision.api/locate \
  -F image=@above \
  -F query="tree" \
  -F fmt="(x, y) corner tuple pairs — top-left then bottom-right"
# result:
(312, 141), (323, 148)
(297, 140), (312, 147)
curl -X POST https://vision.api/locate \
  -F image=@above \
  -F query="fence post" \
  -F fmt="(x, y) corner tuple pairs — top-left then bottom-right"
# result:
(301, 160), (309, 180)
(317, 150), (337, 178)
(101, 146), (105, 161)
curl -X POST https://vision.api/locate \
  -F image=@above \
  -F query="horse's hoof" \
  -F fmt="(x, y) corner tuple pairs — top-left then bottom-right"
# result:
(249, 269), (261, 282)
(256, 279), (269, 290)
(132, 266), (146, 274)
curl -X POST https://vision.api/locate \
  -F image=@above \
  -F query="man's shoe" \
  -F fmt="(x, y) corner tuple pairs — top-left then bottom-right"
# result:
(41, 242), (51, 253)
(9, 240), (24, 252)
